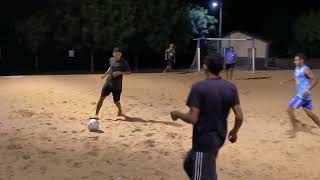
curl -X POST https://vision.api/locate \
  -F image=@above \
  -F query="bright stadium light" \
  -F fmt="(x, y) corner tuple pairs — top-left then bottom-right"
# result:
(212, 2), (219, 7)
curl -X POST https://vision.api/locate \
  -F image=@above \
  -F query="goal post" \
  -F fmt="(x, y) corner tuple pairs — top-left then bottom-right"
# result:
(191, 37), (256, 73)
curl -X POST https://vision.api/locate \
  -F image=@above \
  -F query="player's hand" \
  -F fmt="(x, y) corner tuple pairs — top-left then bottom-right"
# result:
(170, 111), (179, 121)
(228, 129), (238, 143)
(112, 71), (122, 77)
(280, 81), (287, 85)
(303, 91), (310, 99)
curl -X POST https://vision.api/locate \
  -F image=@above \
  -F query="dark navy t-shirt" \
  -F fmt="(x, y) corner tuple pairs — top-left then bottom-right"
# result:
(186, 77), (240, 153)
(106, 57), (130, 90)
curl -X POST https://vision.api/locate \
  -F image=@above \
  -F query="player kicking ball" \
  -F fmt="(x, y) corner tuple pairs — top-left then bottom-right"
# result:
(94, 47), (131, 118)
(280, 53), (320, 129)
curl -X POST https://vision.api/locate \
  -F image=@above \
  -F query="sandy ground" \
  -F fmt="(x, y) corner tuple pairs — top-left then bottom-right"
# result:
(1, 70), (320, 180)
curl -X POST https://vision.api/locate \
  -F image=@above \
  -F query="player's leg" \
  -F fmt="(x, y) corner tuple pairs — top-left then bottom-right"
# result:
(288, 97), (303, 128)
(95, 85), (111, 116)
(225, 65), (230, 80)
(113, 90), (123, 116)
(287, 107), (299, 128)
(303, 101), (320, 127)
(304, 109), (320, 127)
(192, 151), (217, 180)
(96, 96), (106, 116)
(230, 67), (234, 80)
(183, 150), (193, 179)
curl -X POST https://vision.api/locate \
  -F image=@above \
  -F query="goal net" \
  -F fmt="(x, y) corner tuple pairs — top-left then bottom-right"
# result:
(190, 38), (256, 72)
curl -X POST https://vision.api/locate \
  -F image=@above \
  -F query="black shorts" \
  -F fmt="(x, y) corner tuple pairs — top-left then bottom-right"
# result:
(100, 85), (122, 102)
(166, 59), (173, 66)
(225, 63), (235, 70)
(184, 150), (218, 180)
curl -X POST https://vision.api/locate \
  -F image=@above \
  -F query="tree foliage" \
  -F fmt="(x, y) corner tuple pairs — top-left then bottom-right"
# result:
(293, 11), (320, 56)
(188, 5), (217, 37)
(15, 1), (217, 69)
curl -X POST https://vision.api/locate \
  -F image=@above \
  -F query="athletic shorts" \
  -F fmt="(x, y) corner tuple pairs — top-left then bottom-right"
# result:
(100, 84), (122, 102)
(166, 59), (173, 66)
(225, 63), (235, 70)
(184, 150), (218, 180)
(289, 96), (313, 110)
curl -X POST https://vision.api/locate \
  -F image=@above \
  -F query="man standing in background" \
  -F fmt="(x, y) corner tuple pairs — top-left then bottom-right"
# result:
(225, 46), (237, 80)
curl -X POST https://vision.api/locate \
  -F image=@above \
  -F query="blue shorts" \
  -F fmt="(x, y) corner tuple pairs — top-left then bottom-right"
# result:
(289, 96), (313, 110)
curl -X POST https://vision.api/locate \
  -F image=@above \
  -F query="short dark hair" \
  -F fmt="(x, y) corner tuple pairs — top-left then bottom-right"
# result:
(113, 47), (122, 53)
(230, 46), (234, 49)
(204, 54), (224, 75)
(295, 53), (306, 60)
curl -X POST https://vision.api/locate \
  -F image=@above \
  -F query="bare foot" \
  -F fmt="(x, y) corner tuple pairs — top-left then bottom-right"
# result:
(117, 111), (125, 116)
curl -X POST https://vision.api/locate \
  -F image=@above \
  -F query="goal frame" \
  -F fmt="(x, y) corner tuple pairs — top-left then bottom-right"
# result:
(193, 37), (256, 73)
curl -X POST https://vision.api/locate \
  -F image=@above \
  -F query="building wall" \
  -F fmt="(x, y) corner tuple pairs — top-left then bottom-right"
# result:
(221, 32), (268, 59)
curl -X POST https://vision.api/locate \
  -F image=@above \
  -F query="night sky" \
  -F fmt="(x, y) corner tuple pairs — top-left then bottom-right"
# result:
(1, 0), (320, 61)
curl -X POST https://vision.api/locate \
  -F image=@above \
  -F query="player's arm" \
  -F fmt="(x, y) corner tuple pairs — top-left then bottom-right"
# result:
(228, 105), (243, 143)
(164, 49), (168, 60)
(170, 107), (200, 125)
(113, 62), (131, 77)
(113, 70), (131, 77)
(280, 77), (295, 84)
(305, 69), (318, 91)
(101, 67), (111, 79)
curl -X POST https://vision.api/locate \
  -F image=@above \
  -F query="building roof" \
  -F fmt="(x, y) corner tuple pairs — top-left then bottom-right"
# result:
(223, 31), (272, 44)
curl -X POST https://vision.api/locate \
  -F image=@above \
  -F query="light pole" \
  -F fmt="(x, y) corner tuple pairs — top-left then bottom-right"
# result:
(212, 1), (222, 38)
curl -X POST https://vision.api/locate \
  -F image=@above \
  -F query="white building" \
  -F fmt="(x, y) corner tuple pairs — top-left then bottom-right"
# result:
(222, 31), (271, 69)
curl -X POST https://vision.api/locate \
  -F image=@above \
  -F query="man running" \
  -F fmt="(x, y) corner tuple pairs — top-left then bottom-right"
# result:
(170, 53), (244, 180)
(95, 47), (131, 117)
(225, 47), (237, 80)
(280, 53), (320, 129)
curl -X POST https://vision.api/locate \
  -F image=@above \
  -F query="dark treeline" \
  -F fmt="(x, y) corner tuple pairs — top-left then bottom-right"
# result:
(0, 0), (216, 74)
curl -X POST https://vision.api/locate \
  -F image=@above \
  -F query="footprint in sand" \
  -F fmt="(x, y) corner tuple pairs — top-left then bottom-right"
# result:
(144, 140), (156, 148)
(166, 132), (178, 139)
(145, 133), (154, 137)
(132, 128), (142, 133)
(40, 166), (47, 174)
(14, 109), (36, 117)
(273, 140), (282, 144)
(49, 127), (57, 131)
(118, 162), (127, 167)
(105, 160), (113, 165)
(6, 144), (23, 150)
(91, 170), (104, 176)
(22, 154), (31, 160)
(89, 136), (99, 141)
(257, 163), (274, 171)
(0, 132), (8, 136)
(73, 162), (81, 168)
(68, 117), (77, 121)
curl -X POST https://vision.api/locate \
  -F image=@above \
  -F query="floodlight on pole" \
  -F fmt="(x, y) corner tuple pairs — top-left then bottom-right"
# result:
(212, 2), (218, 7)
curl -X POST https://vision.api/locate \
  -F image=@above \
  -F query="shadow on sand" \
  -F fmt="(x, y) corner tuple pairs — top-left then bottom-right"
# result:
(114, 115), (183, 127)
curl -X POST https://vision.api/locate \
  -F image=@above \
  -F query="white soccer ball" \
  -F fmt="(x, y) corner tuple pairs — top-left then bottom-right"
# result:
(87, 119), (99, 131)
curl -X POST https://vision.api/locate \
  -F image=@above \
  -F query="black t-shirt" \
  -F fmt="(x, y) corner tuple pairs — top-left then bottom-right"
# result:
(106, 57), (130, 90)
(186, 77), (240, 153)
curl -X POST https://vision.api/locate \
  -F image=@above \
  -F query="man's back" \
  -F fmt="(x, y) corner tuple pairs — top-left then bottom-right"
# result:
(187, 77), (240, 153)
